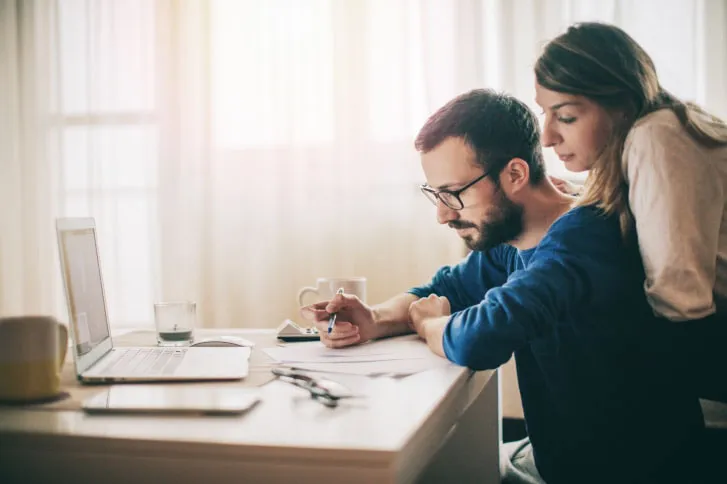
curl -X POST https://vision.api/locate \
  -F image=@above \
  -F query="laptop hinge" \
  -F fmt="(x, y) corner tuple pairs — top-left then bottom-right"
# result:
(80, 347), (116, 379)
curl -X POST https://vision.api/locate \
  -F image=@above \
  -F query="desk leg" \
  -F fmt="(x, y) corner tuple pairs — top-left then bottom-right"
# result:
(416, 370), (501, 484)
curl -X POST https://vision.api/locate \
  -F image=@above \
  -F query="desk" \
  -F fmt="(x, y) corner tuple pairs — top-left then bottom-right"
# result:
(0, 329), (500, 484)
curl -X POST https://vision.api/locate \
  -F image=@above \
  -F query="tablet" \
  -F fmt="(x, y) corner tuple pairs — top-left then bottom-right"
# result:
(82, 385), (261, 415)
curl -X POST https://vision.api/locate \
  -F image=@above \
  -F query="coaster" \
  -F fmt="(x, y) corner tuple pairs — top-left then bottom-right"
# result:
(0, 391), (70, 406)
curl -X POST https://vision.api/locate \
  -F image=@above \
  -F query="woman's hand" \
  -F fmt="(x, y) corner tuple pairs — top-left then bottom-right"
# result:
(549, 175), (583, 197)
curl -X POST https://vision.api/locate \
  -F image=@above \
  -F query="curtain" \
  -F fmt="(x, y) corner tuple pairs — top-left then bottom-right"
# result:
(0, 0), (58, 316)
(2, 0), (726, 333)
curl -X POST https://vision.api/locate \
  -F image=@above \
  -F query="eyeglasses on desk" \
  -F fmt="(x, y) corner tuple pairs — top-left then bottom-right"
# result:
(271, 367), (358, 408)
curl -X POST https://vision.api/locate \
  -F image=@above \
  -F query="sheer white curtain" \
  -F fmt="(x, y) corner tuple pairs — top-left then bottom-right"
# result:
(0, 0), (162, 326)
(1, 0), (726, 332)
(0, 0), (58, 316)
(160, 0), (482, 328)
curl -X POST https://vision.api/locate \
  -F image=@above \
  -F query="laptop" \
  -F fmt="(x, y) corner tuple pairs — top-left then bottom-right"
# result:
(56, 217), (250, 383)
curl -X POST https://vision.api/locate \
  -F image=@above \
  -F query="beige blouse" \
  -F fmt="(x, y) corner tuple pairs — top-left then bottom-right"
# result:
(622, 108), (727, 321)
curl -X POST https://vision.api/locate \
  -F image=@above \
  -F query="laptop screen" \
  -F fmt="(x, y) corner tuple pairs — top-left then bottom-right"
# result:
(58, 228), (111, 356)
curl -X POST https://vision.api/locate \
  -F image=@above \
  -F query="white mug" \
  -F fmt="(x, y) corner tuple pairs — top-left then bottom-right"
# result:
(297, 277), (367, 307)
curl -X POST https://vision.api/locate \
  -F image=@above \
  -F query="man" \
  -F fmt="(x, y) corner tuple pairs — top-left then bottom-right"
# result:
(302, 89), (703, 484)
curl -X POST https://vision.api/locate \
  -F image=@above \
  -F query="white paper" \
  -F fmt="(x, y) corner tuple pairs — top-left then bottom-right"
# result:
(264, 334), (452, 376)
(284, 356), (451, 377)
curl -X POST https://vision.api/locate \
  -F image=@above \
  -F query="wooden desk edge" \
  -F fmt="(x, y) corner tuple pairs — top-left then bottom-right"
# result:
(396, 368), (496, 482)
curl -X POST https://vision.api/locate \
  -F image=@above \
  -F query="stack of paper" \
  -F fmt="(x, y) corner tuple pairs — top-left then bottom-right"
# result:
(263, 334), (451, 377)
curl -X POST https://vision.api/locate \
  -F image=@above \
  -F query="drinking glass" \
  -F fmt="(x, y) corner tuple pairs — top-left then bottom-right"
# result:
(154, 301), (195, 347)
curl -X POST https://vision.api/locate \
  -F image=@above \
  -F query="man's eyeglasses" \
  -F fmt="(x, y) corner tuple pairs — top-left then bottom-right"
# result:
(271, 367), (356, 408)
(419, 171), (491, 210)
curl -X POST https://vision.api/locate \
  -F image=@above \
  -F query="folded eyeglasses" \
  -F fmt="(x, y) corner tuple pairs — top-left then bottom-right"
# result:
(271, 367), (357, 408)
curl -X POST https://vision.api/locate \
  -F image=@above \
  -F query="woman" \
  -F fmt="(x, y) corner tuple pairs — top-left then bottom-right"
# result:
(533, 22), (727, 403)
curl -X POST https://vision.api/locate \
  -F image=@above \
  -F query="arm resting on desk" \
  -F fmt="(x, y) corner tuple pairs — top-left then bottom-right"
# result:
(372, 293), (420, 339)
(417, 316), (447, 358)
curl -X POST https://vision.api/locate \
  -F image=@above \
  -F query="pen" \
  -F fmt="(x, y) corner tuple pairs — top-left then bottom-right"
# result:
(327, 288), (345, 334)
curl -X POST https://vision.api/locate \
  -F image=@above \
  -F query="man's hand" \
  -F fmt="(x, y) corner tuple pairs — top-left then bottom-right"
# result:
(408, 294), (450, 337)
(408, 295), (450, 358)
(300, 293), (380, 348)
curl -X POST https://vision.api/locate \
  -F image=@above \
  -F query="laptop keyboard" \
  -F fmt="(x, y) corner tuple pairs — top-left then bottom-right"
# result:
(101, 348), (188, 376)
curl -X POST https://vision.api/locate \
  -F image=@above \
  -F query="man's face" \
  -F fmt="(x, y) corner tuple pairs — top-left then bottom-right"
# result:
(420, 137), (524, 251)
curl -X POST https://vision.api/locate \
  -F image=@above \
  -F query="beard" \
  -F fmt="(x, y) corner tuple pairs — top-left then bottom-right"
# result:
(448, 188), (524, 252)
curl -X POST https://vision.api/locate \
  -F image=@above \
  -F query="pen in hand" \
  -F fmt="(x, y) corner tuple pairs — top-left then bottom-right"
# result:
(327, 288), (345, 334)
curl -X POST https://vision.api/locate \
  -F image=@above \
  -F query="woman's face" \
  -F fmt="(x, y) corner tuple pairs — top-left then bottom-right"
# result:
(535, 83), (615, 172)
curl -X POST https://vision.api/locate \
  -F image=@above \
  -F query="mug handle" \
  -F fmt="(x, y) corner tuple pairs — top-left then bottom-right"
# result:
(297, 286), (319, 307)
(57, 324), (69, 372)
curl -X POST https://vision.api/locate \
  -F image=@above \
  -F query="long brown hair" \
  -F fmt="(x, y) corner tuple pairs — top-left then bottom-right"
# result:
(535, 22), (727, 237)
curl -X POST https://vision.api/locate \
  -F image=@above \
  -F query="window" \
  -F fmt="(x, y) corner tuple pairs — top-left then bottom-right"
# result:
(55, 0), (159, 327)
(211, 0), (335, 149)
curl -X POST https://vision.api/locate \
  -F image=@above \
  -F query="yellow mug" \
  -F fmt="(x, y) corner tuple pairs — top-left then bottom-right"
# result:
(0, 316), (68, 402)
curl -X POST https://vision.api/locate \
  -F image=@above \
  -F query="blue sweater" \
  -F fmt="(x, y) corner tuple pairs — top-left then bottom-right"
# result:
(409, 206), (703, 484)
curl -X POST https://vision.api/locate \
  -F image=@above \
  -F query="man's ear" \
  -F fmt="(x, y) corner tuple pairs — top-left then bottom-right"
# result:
(502, 158), (530, 194)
